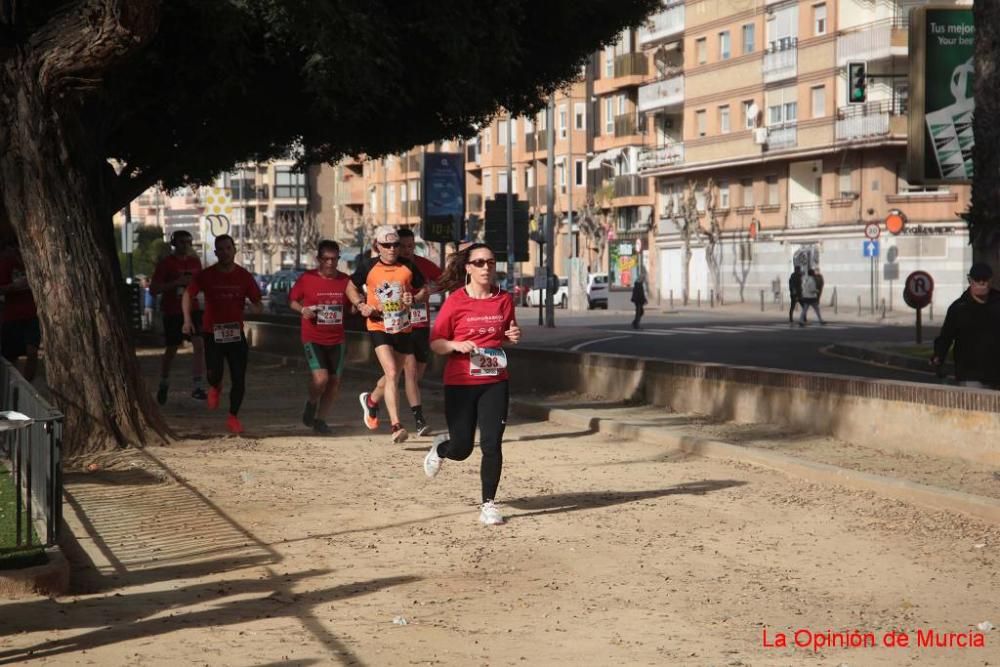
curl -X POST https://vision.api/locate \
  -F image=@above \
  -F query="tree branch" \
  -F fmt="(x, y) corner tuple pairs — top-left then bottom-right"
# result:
(32, 0), (161, 98)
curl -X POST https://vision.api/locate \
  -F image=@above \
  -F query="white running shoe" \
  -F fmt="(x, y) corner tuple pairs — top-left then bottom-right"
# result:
(479, 500), (505, 526)
(423, 438), (445, 479)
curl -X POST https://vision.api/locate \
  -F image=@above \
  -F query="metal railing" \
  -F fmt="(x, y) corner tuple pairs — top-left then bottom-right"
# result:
(638, 143), (685, 171)
(835, 99), (906, 141)
(789, 201), (823, 228)
(637, 74), (684, 112)
(637, 2), (685, 47)
(767, 123), (797, 149)
(0, 358), (63, 550)
(763, 37), (797, 83)
(836, 18), (907, 66)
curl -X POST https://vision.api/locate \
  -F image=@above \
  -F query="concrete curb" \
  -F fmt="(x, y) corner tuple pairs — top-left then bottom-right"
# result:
(825, 342), (951, 377)
(511, 401), (1000, 525)
(0, 545), (70, 599)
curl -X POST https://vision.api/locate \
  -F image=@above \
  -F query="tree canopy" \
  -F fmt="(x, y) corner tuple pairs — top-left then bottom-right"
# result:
(11, 0), (659, 210)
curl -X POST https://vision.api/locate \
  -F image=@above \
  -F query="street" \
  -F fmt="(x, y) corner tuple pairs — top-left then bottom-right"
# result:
(514, 300), (941, 383)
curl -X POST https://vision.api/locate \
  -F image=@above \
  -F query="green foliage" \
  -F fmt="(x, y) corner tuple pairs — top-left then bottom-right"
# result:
(0, 464), (47, 569)
(116, 226), (169, 278)
(97, 0), (660, 196)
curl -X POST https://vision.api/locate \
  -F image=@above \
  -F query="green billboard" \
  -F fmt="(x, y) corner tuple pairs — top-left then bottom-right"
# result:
(907, 6), (974, 184)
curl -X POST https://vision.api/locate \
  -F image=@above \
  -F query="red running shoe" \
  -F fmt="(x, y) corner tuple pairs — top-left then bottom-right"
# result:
(226, 414), (244, 434)
(207, 386), (220, 410)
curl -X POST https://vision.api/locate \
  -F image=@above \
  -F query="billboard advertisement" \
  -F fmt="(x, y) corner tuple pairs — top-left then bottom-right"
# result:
(421, 152), (465, 243)
(908, 7), (974, 184)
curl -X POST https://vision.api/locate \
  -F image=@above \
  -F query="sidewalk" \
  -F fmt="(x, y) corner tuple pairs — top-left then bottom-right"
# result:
(1, 350), (997, 665)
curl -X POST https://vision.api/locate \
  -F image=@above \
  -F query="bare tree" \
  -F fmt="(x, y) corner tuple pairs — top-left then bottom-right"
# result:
(664, 182), (698, 305)
(577, 194), (610, 273)
(246, 213), (276, 274)
(699, 178), (724, 304)
(301, 210), (322, 258)
(731, 229), (754, 303)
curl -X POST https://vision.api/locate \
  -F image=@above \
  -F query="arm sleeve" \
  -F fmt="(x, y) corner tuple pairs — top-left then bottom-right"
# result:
(289, 275), (305, 303)
(350, 257), (372, 290)
(402, 259), (425, 289)
(430, 298), (454, 343)
(933, 305), (959, 360)
(185, 271), (203, 298)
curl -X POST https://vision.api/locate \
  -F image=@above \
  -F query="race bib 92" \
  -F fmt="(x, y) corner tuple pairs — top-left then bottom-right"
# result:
(411, 303), (428, 325)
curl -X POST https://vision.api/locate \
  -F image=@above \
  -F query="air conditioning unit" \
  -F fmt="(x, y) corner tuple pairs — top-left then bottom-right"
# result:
(753, 128), (769, 145)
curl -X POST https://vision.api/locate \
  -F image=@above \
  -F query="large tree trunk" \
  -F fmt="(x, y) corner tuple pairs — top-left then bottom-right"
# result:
(972, 2), (1000, 268)
(0, 5), (169, 458)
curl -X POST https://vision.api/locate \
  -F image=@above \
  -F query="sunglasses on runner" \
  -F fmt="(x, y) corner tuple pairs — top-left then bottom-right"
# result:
(379, 242), (400, 249)
(467, 258), (496, 268)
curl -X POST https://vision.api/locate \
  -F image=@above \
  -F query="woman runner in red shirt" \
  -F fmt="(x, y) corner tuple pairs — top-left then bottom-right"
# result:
(423, 243), (521, 525)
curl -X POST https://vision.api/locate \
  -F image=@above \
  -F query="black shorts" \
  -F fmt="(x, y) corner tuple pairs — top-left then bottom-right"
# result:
(1, 318), (41, 361)
(369, 330), (414, 355)
(303, 342), (345, 375)
(163, 311), (202, 347)
(410, 327), (431, 364)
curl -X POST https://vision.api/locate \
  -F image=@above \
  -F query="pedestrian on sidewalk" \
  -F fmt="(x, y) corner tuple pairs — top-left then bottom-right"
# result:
(798, 269), (825, 326)
(932, 262), (1000, 388)
(631, 276), (647, 330)
(289, 240), (351, 434)
(788, 266), (803, 324)
(422, 242), (520, 526)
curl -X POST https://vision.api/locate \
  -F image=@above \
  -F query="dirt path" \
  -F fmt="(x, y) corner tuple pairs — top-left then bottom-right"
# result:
(1, 354), (998, 666)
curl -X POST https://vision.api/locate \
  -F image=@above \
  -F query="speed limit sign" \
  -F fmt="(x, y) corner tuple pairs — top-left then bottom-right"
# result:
(864, 222), (881, 240)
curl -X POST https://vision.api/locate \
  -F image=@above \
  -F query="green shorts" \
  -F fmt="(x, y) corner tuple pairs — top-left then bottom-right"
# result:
(303, 342), (346, 375)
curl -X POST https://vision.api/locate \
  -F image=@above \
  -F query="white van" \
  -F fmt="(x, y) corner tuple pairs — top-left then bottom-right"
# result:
(586, 273), (609, 309)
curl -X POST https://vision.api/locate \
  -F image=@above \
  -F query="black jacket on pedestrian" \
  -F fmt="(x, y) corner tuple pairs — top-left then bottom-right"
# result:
(933, 288), (1000, 383)
(631, 281), (647, 306)
(788, 271), (802, 299)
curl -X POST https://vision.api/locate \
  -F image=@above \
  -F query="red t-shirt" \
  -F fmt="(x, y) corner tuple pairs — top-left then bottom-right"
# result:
(289, 270), (351, 345)
(152, 254), (202, 315)
(431, 287), (515, 386)
(409, 255), (443, 330)
(0, 257), (36, 322)
(186, 264), (261, 332)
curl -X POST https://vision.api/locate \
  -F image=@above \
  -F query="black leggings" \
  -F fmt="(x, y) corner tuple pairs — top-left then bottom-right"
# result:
(203, 334), (249, 415)
(436, 380), (509, 503)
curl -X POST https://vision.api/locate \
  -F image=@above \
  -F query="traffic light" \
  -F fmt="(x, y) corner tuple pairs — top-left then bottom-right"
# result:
(848, 62), (867, 104)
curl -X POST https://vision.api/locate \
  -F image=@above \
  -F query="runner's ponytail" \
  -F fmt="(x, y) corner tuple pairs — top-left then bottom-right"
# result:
(437, 243), (491, 293)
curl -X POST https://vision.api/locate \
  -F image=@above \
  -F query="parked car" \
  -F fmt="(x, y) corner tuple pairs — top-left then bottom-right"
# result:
(586, 273), (610, 309)
(525, 277), (568, 309)
(266, 268), (305, 314)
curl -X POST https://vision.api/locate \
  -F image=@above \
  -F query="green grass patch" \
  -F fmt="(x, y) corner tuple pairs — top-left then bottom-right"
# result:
(882, 344), (936, 361)
(0, 463), (48, 570)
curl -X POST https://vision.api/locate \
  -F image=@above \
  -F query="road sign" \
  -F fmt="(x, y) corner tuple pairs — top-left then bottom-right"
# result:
(884, 263), (900, 281)
(886, 209), (906, 235)
(903, 270), (934, 309)
(863, 240), (880, 257)
(864, 222), (881, 240)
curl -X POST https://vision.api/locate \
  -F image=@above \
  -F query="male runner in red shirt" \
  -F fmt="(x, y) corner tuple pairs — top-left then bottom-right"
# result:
(150, 230), (207, 403)
(182, 234), (262, 434)
(360, 226), (440, 436)
(289, 240), (351, 434)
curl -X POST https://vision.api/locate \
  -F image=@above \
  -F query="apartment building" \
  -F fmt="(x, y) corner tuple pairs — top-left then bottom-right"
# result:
(129, 158), (333, 274)
(641, 0), (972, 309)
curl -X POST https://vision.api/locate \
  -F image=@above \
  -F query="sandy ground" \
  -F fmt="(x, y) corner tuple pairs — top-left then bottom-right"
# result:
(1, 350), (999, 666)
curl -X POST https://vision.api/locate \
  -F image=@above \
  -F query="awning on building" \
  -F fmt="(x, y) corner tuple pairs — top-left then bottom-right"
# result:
(587, 147), (624, 170)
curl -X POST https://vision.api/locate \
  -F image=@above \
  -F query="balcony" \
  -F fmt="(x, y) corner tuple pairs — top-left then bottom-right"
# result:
(526, 131), (552, 153)
(468, 193), (483, 212)
(638, 143), (685, 171)
(614, 114), (638, 138)
(835, 99), (907, 142)
(836, 18), (908, 67)
(637, 2), (684, 48)
(638, 74), (684, 113)
(789, 201), (822, 228)
(763, 37), (797, 83)
(612, 174), (649, 198)
(613, 52), (648, 78)
(766, 124), (797, 150)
